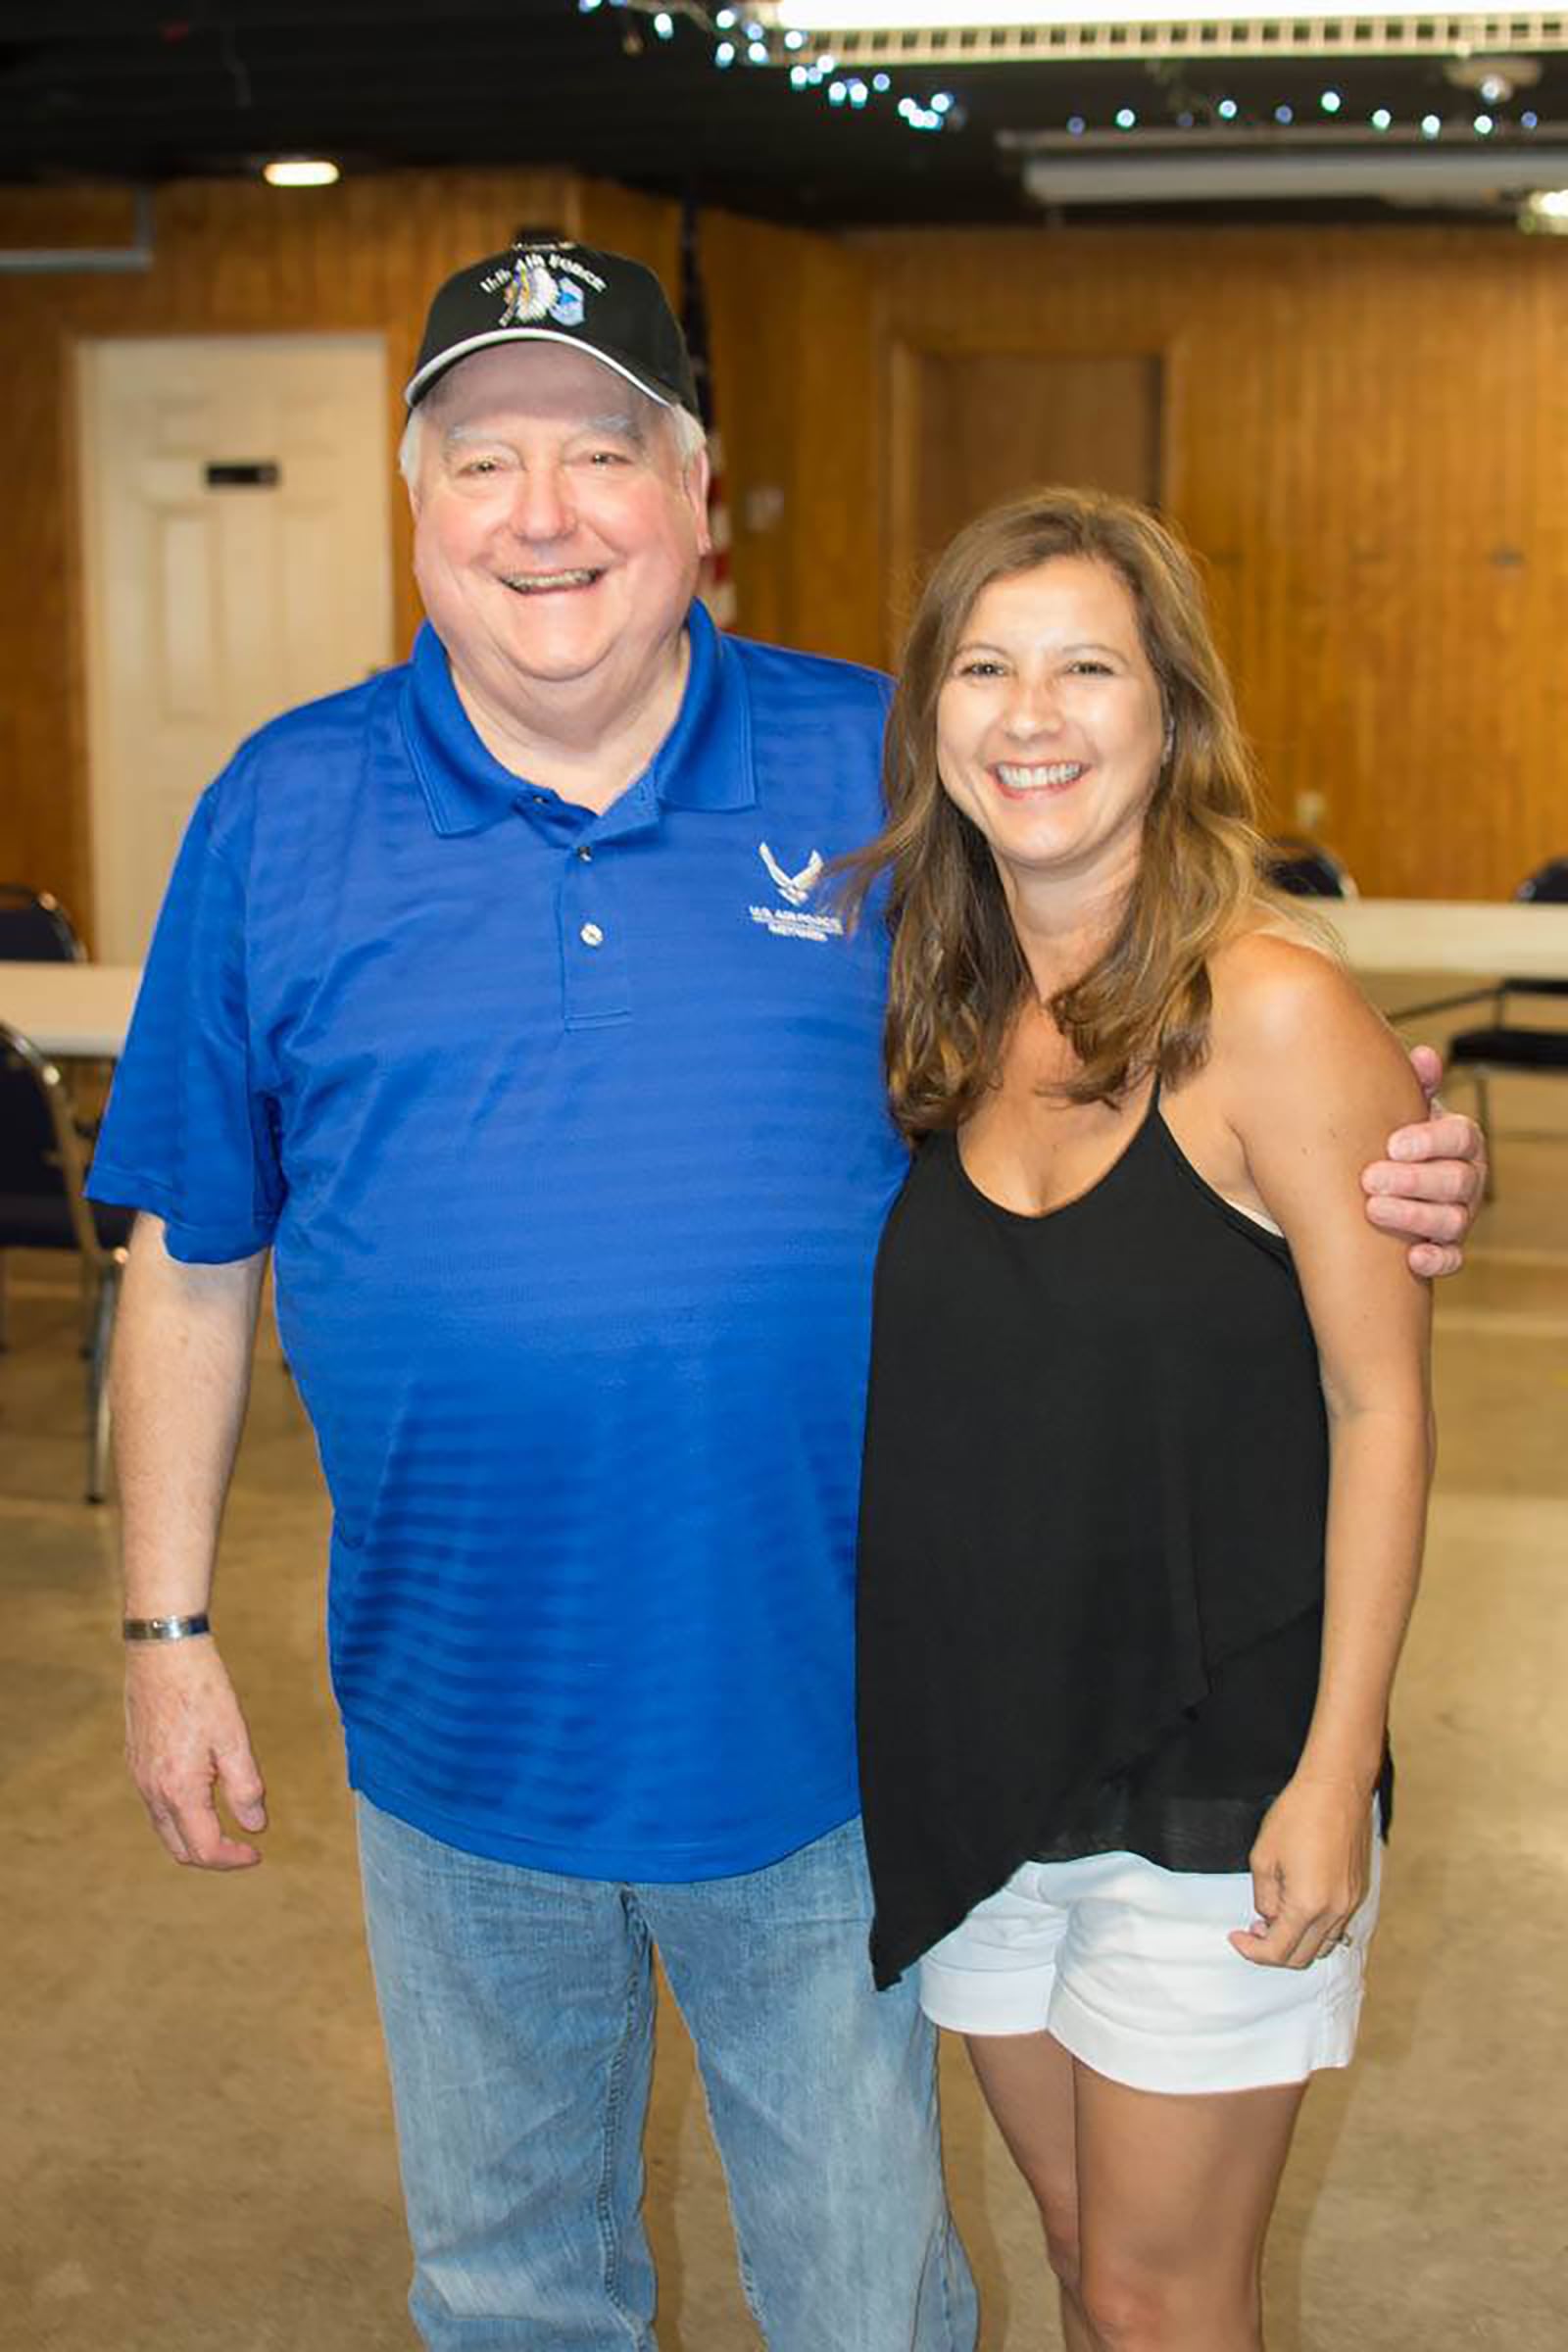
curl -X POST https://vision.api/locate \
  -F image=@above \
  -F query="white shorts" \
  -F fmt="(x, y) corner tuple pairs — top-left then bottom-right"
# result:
(918, 1833), (1383, 2095)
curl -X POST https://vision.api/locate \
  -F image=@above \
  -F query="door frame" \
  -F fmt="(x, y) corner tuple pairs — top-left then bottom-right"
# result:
(882, 326), (1186, 668)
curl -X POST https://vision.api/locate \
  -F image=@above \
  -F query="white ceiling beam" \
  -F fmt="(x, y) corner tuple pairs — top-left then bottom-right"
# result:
(757, 9), (1568, 63)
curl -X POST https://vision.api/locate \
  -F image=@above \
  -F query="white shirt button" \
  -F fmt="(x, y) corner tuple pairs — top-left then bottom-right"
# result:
(580, 921), (605, 949)
(576, 846), (593, 863)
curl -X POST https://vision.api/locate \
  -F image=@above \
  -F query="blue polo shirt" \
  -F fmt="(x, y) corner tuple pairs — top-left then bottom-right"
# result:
(90, 605), (909, 1879)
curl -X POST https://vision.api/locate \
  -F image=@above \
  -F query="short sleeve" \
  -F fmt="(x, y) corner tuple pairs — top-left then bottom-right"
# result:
(87, 782), (283, 1263)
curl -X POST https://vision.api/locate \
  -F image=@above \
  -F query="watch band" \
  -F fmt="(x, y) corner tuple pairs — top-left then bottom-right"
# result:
(122, 1613), (212, 1642)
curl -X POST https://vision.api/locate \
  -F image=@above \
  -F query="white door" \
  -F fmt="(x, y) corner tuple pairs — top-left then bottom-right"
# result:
(77, 334), (395, 958)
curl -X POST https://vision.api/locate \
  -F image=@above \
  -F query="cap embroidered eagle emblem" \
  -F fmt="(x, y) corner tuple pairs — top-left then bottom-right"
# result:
(759, 843), (824, 908)
(498, 257), (557, 326)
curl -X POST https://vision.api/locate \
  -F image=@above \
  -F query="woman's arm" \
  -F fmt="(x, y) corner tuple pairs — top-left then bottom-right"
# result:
(1211, 935), (1435, 1968)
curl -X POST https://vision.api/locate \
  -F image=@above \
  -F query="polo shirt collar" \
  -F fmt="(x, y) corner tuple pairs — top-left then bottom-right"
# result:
(402, 600), (755, 838)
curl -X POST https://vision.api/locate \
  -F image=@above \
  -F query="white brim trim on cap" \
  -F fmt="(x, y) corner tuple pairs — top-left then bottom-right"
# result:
(404, 326), (678, 409)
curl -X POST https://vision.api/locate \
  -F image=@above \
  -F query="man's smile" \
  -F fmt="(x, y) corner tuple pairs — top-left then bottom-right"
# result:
(500, 567), (605, 594)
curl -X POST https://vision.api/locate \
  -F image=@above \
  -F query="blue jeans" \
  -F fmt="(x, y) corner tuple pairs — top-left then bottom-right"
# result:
(357, 1799), (977, 2351)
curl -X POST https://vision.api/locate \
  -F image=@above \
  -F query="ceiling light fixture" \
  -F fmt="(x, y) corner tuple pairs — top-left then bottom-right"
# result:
(1445, 55), (1542, 104)
(262, 158), (340, 187)
(1021, 140), (1568, 205)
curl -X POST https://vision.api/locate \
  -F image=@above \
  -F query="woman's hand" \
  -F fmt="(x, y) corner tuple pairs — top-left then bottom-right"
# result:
(1230, 1775), (1373, 1969)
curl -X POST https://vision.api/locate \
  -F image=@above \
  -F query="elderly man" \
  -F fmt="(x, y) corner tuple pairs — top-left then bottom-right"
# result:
(90, 241), (1480, 2352)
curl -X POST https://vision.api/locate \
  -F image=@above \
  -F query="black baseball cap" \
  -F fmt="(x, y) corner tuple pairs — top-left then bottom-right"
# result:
(405, 239), (700, 415)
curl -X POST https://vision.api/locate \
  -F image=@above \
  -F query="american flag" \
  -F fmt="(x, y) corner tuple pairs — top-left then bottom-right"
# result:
(680, 198), (737, 630)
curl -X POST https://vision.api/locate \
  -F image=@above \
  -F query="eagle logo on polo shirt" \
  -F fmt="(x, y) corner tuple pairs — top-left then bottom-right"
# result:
(750, 843), (844, 942)
(759, 843), (824, 908)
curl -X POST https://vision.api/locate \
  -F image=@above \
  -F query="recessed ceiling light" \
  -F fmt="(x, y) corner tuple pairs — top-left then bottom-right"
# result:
(263, 158), (339, 187)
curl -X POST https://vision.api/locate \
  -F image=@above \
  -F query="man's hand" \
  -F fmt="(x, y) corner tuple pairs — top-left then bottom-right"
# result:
(124, 1640), (268, 1869)
(1362, 1043), (1486, 1278)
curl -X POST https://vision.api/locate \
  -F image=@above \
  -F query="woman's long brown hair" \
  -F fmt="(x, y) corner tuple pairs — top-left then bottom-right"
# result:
(840, 487), (1272, 1136)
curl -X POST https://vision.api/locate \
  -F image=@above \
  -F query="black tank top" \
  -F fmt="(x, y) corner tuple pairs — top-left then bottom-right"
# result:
(857, 1082), (1386, 1990)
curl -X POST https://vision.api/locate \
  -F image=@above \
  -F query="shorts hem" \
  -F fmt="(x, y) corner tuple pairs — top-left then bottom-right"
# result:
(1047, 1979), (1364, 2097)
(918, 1962), (1054, 2038)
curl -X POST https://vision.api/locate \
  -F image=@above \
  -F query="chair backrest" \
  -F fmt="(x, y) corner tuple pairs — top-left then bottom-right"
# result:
(0, 1022), (104, 1260)
(1517, 858), (1568, 905)
(1265, 837), (1358, 900)
(0, 884), (86, 962)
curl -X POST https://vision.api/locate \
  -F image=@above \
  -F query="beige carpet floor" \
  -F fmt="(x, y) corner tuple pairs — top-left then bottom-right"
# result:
(3, 1069), (1564, 2351)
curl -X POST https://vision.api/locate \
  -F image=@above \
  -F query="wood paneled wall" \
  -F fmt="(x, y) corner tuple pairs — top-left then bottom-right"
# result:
(5, 185), (1564, 923)
(0, 173), (566, 937)
(0, 172), (876, 939)
(858, 225), (1568, 902)
(567, 182), (881, 663)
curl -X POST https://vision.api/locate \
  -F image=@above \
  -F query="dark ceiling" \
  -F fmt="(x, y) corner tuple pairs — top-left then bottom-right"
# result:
(2, 1), (1566, 228)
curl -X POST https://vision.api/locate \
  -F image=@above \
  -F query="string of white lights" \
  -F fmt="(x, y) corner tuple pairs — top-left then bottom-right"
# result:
(572, 0), (1567, 180)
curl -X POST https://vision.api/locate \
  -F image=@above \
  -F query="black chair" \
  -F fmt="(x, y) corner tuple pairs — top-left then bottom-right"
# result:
(1446, 858), (1568, 1200)
(0, 883), (86, 962)
(0, 883), (106, 1270)
(1265, 836), (1359, 899)
(0, 1022), (132, 1501)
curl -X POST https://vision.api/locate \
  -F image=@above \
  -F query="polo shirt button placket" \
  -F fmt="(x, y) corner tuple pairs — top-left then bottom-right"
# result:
(562, 840), (630, 1027)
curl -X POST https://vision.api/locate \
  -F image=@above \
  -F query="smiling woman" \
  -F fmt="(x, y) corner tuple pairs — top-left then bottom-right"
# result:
(935, 559), (1167, 910)
(849, 481), (1434, 2352)
(842, 487), (1264, 1124)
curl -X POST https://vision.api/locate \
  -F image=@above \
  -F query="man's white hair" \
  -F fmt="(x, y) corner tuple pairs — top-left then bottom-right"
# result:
(399, 381), (706, 490)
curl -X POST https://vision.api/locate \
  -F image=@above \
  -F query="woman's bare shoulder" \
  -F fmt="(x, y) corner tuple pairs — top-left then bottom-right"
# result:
(1208, 913), (1363, 1047)
(1204, 913), (1422, 1120)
